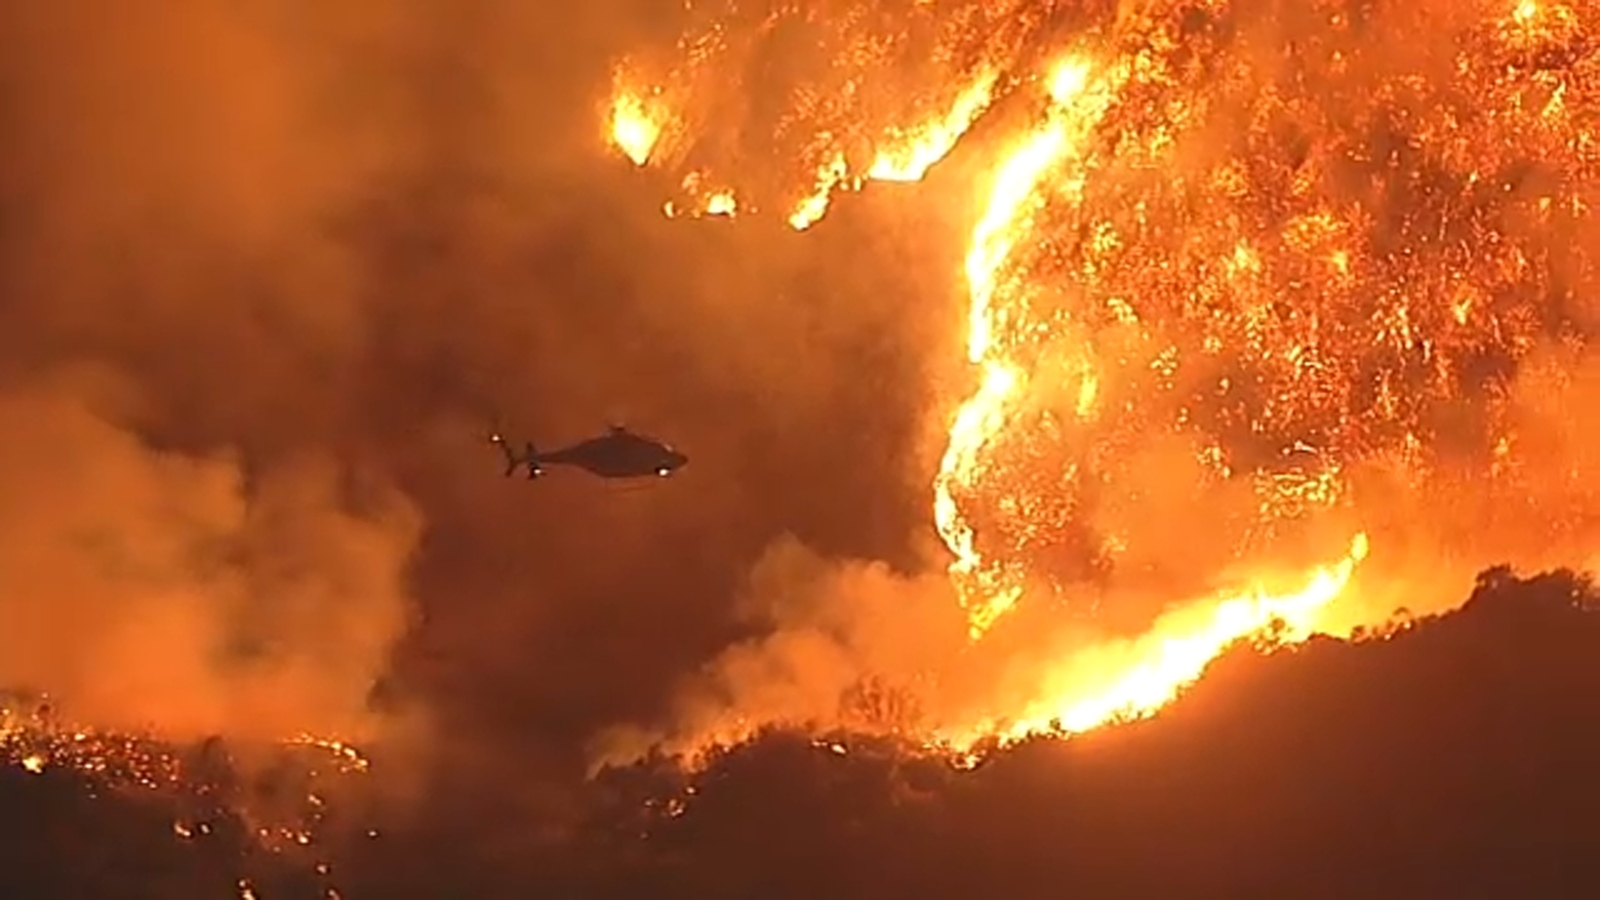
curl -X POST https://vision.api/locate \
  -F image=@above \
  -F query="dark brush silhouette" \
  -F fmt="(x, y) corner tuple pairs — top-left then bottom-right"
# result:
(6, 567), (1600, 898)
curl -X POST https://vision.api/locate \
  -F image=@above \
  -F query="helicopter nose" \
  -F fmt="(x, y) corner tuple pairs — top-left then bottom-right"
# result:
(658, 450), (688, 475)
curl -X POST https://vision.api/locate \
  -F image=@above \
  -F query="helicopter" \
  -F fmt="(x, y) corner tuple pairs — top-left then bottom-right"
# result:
(489, 424), (688, 480)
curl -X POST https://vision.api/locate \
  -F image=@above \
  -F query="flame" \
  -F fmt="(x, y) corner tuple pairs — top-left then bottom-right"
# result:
(783, 70), (998, 228)
(917, 0), (1600, 646)
(791, 152), (858, 231)
(2, 700), (185, 790)
(602, 2), (1054, 229)
(704, 189), (738, 217)
(949, 532), (1370, 747)
(608, 79), (670, 166)
(935, 55), (1125, 637)
(599, 0), (1600, 761)
(3, 695), (369, 889)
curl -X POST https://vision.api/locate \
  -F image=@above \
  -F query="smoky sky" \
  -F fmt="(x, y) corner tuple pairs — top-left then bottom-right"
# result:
(14, 0), (1600, 862)
(0, 0), (958, 829)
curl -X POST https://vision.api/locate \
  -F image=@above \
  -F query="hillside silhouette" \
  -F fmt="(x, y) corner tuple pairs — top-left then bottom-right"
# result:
(6, 565), (1600, 899)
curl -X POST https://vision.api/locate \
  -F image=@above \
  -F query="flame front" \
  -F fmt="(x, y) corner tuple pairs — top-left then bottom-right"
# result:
(606, 0), (1600, 758)
(868, 70), (1000, 182)
(935, 55), (1126, 637)
(952, 532), (1370, 747)
(601, 1), (1055, 227)
(926, 0), (1600, 642)
(608, 66), (672, 166)
(2, 693), (370, 885)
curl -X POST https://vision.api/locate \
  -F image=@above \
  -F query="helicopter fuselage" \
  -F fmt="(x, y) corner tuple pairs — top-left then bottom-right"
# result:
(539, 432), (687, 478)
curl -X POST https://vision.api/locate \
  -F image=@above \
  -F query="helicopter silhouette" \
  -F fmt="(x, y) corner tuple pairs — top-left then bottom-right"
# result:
(489, 424), (688, 480)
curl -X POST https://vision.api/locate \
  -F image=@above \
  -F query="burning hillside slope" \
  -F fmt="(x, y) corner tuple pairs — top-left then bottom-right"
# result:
(8, 567), (1600, 897)
(601, 0), (1600, 761)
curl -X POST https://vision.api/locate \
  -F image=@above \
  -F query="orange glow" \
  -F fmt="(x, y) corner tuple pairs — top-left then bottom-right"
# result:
(607, 71), (671, 166)
(936, 55), (1125, 636)
(592, 0), (1600, 764)
(2, 696), (367, 859)
(942, 533), (1369, 748)
(869, 71), (1000, 182)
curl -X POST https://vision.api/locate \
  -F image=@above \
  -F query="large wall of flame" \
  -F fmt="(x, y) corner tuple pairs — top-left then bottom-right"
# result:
(11, 0), (1600, 864)
(0, 1), (429, 747)
(954, 0), (1600, 607)
(589, 0), (1600, 763)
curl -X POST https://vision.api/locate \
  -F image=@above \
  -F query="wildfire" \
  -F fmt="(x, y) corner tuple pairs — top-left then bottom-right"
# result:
(789, 152), (857, 230)
(925, 0), (1600, 641)
(2, 694), (370, 889)
(1, 697), (369, 786)
(868, 70), (1001, 182)
(947, 532), (1370, 748)
(610, 0), (1600, 759)
(608, 73), (671, 166)
(601, 1), (1060, 228)
(3, 698), (186, 790)
(934, 54), (1129, 636)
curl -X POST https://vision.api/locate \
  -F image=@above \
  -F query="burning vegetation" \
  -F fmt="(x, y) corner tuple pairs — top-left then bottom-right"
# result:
(11, 566), (1600, 897)
(2, 690), (373, 897)
(603, 0), (1600, 760)
(12, 0), (1600, 894)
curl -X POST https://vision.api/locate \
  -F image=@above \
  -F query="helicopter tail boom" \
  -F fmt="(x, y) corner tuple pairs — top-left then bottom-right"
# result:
(523, 442), (543, 478)
(490, 433), (541, 478)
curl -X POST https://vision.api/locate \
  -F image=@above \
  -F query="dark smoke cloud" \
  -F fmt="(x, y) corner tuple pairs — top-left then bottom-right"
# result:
(7, 4), (1600, 894)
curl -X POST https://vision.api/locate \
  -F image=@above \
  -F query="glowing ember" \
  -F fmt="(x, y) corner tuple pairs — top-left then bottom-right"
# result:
(705, 190), (738, 217)
(2, 699), (185, 791)
(2, 692), (371, 890)
(602, 1), (1061, 228)
(868, 70), (1000, 182)
(607, 0), (1600, 758)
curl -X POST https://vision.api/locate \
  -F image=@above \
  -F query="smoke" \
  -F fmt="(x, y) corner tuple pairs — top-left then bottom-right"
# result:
(591, 535), (967, 767)
(9, 0), (1597, 865)
(582, 0), (1600, 769)
(0, 374), (420, 742)
(0, 3), (966, 840)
